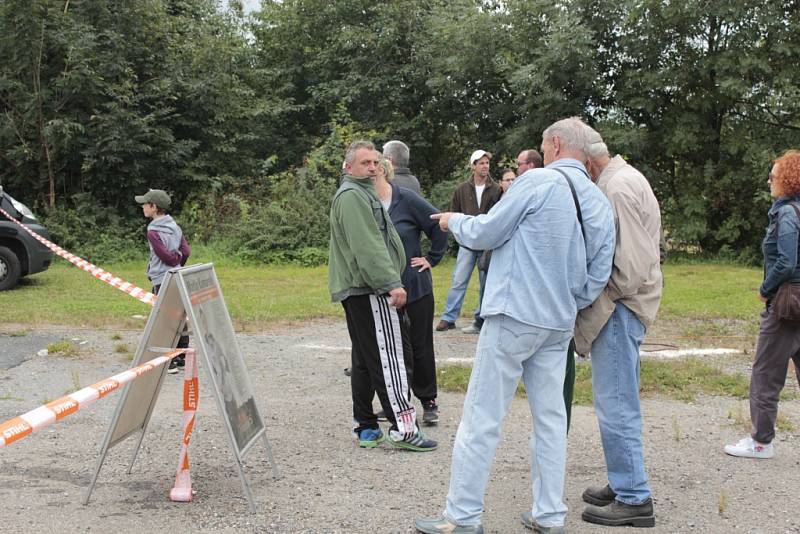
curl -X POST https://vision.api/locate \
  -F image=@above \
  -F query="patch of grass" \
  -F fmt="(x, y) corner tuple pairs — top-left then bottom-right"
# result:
(672, 415), (682, 442)
(113, 343), (129, 353)
(681, 321), (731, 339)
(67, 370), (81, 394)
(438, 357), (754, 403)
(0, 261), (339, 327)
(744, 321), (761, 337)
(110, 333), (122, 341)
(776, 410), (795, 432)
(660, 264), (762, 320)
(573, 362), (593, 405)
(46, 340), (78, 357)
(726, 403), (749, 431)
(0, 258), (767, 328)
(639, 358), (750, 401)
(5, 330), (29, 337)
(436, 365), (475, 395)
(726, 404), (795, 432)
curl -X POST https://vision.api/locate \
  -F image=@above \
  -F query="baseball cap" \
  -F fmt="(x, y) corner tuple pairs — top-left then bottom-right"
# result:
(469, 150), (492, 165)
(134, 189), (171, 210)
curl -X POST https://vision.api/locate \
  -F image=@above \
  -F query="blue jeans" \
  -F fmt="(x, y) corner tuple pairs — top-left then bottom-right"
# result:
(441, 247), (485, 324)
(443, 315), (571, 527)
(591, 302), (651, 505)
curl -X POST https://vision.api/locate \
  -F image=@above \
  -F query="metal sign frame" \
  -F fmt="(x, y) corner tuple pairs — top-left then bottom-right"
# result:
(176, 265), (265, 458)
(84, 264), (277, 512)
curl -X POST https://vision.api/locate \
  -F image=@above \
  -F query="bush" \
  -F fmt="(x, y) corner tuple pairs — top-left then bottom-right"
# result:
(41, 194), (145, 264)
(230, 175), (333, 262)
(35, 114), (390, 267)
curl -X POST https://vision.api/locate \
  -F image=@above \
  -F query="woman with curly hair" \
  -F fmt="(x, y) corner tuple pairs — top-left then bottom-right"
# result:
(725, 150), (800, 459)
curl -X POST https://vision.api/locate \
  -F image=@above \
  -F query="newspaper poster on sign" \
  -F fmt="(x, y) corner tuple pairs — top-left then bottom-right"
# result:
(179, 266), (264, 456)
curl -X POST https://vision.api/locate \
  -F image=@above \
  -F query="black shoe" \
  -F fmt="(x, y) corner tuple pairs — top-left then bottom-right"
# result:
(376, 409), (388, 422)
(344, 367), (351, 377)
(582, 484), (617, 506)
(167, 358), (179, 374)
(582, 499), (655, 528)
(422, 400), (439, 425)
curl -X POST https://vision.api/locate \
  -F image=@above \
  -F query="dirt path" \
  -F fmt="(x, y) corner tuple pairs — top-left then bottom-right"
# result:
(0, 320), (798, 533)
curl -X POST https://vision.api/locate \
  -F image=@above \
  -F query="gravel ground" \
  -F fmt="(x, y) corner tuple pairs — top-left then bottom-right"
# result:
(1, 320), (799, 534)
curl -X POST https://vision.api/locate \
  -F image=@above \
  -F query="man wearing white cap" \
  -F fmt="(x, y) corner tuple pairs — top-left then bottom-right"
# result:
(435, 150), (501, 333)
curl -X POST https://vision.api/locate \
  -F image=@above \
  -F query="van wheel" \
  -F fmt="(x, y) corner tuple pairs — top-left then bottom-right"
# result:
(0, 245), (21, 291)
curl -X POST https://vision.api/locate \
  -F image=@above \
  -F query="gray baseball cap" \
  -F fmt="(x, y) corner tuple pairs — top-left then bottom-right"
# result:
(134, 189), (171, 209)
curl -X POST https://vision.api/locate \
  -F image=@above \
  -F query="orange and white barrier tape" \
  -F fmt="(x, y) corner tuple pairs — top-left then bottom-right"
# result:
(0, 349), (185, 448)
(170, 349), (199, 502)
(0, 206), (156, 306)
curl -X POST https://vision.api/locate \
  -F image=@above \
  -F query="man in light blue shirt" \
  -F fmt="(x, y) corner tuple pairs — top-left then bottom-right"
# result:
(415, 118), (615, 534)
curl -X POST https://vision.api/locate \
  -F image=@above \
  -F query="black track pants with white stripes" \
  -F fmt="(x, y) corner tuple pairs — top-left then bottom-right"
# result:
(343, 293), (418, 438)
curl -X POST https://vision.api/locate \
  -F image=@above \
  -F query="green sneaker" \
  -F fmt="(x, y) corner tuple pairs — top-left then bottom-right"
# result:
(387, 429), (437, 452)
(414, 515), (483, 533)
(356, 427), (384, 448)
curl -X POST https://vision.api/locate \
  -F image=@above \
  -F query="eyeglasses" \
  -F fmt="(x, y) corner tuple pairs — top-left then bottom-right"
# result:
(516, 160), (530, 167)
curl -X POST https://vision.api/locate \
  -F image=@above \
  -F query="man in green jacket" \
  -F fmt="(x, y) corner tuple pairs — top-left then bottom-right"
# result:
(329, 140), (437, 452)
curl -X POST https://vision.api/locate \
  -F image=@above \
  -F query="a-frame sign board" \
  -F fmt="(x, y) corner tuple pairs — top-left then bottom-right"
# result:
(84, 263), (277, 512)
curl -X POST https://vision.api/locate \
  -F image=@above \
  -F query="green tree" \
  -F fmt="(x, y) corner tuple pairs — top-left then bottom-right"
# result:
(0, 0), (270, 212)
(585, 0), (800, 258)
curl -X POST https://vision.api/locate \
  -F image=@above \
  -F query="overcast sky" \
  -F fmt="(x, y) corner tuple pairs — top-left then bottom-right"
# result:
(240, 0), (260, 13)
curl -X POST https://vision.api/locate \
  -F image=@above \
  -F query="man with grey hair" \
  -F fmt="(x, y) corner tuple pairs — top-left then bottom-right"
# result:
(329, 139), (437, 452)
(382, 140), (422, 195)
(576, 126), (662, 528)
(415, 118), (615, 534)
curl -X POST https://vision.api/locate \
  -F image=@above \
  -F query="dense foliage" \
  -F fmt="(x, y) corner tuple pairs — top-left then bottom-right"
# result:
(1, 0), (798, 264)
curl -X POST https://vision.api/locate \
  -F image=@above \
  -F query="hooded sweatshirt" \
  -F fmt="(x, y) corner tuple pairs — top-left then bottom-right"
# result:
(146, 214), (190, 286)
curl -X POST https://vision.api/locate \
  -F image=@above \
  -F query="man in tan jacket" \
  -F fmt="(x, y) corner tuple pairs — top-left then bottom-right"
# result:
(576, 127), (663, 528)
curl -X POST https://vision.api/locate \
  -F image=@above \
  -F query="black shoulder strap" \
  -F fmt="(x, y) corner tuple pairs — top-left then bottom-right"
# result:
(552, 168), (585, 239)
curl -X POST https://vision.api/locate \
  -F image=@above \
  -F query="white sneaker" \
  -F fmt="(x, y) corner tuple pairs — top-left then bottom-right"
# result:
(461, 323), (481, 334)
(724, 436), (774, 459)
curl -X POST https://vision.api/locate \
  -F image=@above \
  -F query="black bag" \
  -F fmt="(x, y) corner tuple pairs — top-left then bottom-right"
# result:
(773, 203), (800, 322)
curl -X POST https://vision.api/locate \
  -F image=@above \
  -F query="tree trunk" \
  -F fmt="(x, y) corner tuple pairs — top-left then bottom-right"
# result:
(32, 16), (56, 209)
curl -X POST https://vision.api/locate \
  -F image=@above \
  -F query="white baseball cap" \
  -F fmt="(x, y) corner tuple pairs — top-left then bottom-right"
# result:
(469, 150), (492, 165)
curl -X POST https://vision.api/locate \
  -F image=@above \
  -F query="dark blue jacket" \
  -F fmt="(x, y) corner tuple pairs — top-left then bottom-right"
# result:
(387, 183), (448, 304)
(761, 195), (800, 299)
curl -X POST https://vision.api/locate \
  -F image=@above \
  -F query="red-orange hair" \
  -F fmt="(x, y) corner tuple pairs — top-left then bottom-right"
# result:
(774, 150), (800, 197)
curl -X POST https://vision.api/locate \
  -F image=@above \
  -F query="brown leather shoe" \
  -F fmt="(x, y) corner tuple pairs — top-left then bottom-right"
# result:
(435, 320), (455, 331)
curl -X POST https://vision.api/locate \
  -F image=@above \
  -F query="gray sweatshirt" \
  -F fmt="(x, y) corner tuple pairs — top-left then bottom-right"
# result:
(146, 215), (186, 286)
